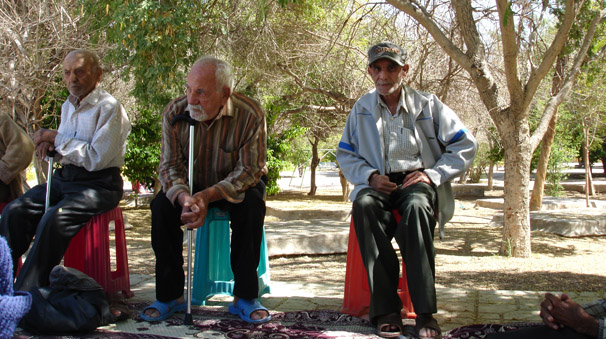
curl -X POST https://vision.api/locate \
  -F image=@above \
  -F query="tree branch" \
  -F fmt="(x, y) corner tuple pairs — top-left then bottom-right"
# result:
(523, 0), (578, 111)
(496, 0), (523, 108)
(387, 0), (472, 71)
(529, 7), (606, 150)
(277, 63), (356, 106)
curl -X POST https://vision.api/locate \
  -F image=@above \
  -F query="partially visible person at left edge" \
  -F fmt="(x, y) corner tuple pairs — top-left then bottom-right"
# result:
(0, 113), (35, 205)
(0, 235), (31, 338)
(0, 50), (131, 304)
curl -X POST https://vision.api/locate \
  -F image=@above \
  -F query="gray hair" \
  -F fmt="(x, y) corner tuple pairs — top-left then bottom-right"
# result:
(192, 56), (233, 92)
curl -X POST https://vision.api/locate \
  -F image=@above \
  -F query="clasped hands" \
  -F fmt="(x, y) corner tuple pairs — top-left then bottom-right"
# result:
(539, 293), (598, 336)
(369, 170), (432, 195)
(178, 190), (211, 229)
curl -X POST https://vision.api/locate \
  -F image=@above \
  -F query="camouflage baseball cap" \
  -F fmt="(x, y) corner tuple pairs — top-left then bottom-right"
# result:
(368, 42), (407, 66)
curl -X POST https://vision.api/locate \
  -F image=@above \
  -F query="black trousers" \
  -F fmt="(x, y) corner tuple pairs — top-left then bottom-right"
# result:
(150, 180), (266, 302)
(352, 182), (437, 324)
(0, 165), (123, 292)
(484, 325), (593, 338)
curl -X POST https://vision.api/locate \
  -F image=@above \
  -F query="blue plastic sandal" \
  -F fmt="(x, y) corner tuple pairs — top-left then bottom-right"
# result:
(140, 299), (186, 322)
(228, 299), (271, 324)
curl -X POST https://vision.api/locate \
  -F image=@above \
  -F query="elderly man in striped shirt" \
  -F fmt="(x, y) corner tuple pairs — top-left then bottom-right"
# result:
(141, 56), (269, 324)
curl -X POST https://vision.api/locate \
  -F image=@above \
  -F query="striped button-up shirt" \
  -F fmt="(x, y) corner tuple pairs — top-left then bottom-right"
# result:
(378, 88), (422, 174)
(158, 92), (267, 205)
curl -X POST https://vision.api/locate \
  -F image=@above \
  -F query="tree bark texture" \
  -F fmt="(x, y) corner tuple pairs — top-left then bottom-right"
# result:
(502, 142), (532, 257)
(530, 55), (567, 211)
(529, 113), (558, 211)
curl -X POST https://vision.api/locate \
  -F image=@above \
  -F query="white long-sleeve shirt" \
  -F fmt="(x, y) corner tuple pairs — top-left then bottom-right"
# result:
(54, 86), (131, 171)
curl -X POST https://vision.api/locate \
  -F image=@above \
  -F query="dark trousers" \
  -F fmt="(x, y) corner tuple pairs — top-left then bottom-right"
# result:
(0, 165), (123, 292)
(150, 180), (266, 302)
(352, 182), (437, 323)
(484, 325), (592, 338)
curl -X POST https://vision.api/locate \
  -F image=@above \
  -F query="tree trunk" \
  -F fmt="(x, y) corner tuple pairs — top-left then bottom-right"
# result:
(308, 137), (319, 196)
(529, 112), (558, 211)
(501, 143), (532, 258)
(487, 161), (494, 191)
(583, 136), (595, 206)
(530, 55), (566, 211)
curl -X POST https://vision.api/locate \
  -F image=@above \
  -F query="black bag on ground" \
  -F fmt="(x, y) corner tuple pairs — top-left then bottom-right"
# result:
(19, 265), (113, 335)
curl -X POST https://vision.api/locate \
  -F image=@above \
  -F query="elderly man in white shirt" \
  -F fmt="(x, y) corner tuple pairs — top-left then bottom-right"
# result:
(0, 50), (130, 295)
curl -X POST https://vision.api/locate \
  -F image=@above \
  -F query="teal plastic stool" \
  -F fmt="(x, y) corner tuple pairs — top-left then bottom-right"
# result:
(191, 208), (271, 305)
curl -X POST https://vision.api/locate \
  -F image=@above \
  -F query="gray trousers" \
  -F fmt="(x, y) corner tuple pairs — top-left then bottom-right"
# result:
(352, 183), (436, 324)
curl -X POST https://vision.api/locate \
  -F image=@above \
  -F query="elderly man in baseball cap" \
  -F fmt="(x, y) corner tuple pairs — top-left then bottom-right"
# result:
(336, 42), (477, 338)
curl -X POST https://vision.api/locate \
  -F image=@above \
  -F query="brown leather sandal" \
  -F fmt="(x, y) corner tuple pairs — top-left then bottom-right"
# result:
(375, 312), (404, 338)
(415, 313), (442, 339)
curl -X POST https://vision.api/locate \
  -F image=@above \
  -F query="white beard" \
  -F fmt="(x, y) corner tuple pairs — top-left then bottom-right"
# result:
(187, 104), (210, 122)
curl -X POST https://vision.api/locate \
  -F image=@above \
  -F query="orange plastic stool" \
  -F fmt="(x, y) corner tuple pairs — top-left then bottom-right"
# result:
(64, 206), (134, 298)
(342, 210), (415, 319)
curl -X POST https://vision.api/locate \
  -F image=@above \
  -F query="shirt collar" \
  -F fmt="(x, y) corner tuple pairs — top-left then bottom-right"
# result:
(376, 87), (407, 115)
(201, 95), (234, 127)
(68, 86), (102, 109)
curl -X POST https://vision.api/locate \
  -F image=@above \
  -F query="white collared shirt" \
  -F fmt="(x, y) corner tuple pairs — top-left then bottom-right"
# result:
(54, 86), (131, 171)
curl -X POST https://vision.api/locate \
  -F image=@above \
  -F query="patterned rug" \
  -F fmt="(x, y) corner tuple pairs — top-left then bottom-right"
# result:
(14, 302), (382, 338)
(442, 322), (543, 339)
(14, 301), (543, 338)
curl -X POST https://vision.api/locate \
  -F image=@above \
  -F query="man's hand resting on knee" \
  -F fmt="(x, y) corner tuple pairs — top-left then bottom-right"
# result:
(369, 173), (397, 195)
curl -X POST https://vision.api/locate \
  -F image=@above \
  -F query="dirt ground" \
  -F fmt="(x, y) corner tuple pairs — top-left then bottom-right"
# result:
(122, 187), (606, 293)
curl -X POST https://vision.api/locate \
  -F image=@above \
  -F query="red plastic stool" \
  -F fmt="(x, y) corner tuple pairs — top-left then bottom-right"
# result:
(64, 206), (134, 298)
(342, 210), (415, 319)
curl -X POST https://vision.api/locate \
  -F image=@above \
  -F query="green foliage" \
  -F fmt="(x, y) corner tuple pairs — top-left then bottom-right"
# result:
(486, 126), (504, 164)
(544, 138), (572, 196)
(81, 0), (214, 110)
(122, 107), (161, 189)
(39, 86), (68, 130)
(264, 95), (307, 196)
(266, 126), (307, 196)
(469, 143), (490, 183)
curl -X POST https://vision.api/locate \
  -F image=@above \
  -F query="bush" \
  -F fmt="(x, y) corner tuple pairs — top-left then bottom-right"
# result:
(123, 108), (161, 190)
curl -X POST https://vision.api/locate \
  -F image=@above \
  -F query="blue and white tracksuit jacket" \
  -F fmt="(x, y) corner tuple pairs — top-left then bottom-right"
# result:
(336, 85), (478, 236)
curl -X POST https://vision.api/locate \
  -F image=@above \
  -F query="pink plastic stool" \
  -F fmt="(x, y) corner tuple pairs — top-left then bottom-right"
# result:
(64, 206), (134, 298)
(342, 210), (415, 319)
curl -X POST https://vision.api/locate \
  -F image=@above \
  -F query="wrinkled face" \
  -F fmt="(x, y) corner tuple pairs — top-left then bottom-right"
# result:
(63, 52), (101, 99)
(186, 62), (230, 122)
(367, 59), (408, 97)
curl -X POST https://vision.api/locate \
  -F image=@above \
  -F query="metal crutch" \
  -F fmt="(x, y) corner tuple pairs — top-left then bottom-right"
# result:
(45, 150), (57, 212)
(171, 113), (196, 325)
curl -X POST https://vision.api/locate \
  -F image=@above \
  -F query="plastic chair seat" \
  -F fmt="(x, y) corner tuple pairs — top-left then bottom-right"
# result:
(342, 209), (415, 319)
(191, 208), (271, 305)
(63, 206), (133, 298)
